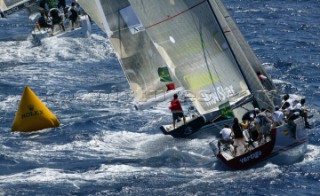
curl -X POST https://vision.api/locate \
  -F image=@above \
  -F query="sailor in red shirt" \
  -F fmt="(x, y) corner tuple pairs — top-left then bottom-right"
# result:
(169, 94), (186, 129)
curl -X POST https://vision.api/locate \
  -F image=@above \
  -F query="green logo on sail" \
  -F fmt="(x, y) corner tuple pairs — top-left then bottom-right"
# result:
(219, 102), (234, 119)
(158, 67), (173, 82)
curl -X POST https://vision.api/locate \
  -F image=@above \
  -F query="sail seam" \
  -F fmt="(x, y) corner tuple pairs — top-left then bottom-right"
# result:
(145, 0), (207, 29)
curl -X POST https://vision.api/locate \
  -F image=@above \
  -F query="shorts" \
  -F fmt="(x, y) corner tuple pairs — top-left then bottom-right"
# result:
(52, 17), (62, 25)
(254, 117), (261, 125)
(172, 111), (184, 121)
(69, 14), (78, 23)
(250, 129), (259, 141)
(40, 23), (51, 28)
(261, 123), (271, 135)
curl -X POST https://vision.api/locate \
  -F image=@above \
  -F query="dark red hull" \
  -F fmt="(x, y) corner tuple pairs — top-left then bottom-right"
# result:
(216, 129), (276, 169)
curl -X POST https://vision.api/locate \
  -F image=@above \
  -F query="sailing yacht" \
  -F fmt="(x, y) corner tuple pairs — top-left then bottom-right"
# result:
(31, 11), (91, 41)
(0, 0), (91, 41)
(77, 0), (310, 169)
(31, 4), (91, 41)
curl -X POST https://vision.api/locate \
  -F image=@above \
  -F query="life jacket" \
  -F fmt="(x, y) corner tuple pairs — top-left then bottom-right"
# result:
(258, 74), (263, 81)
(169, 98), (182, 111)
(241, 121), (249, 129)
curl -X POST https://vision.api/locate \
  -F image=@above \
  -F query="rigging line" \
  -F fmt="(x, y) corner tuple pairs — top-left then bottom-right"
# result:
(145, 0), (207, 29)
(192, 0), (241, 104)
(195, 1), (227, 91)
(252, 90), (275, 109)
(207, 95), (254, 126)
(117, 10), (123, 58)
(207, 1), (253, 94)
(197, 15), (222, 102)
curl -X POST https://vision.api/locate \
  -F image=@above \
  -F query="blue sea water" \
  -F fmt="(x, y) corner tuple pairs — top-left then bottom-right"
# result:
(0, 0), (319, 195)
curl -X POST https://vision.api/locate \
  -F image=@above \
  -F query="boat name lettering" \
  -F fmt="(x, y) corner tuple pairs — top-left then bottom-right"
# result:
(21, 110), (44, 119)
(201, 85), (235, 106)
(239, 151), (262, 164)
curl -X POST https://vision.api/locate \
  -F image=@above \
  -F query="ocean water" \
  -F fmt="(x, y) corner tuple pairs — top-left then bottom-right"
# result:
(0, 0), (319, 195)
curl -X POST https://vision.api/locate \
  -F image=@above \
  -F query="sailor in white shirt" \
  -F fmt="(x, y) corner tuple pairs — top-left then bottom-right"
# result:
(218, 124), (234, 153)
(220, 125), (233, 141)
(273, 106), (284, 126)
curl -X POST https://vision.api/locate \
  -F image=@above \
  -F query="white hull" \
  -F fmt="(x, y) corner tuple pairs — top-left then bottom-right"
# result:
(270, 141), (307, 165)
(269, 117), (308, 165)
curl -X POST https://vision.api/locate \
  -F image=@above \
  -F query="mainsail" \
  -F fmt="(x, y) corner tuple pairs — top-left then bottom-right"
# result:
(77, 0), (182, 109)
(0, 0), (37, 16)
(128, 0), (259, 120)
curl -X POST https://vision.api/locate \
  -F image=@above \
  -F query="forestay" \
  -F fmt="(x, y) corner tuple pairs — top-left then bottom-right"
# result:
(78, 0), (182, 109)
(128, 0), (252, 119)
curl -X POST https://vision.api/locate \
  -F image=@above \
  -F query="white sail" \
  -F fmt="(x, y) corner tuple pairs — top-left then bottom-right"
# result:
(77, 0), (182, 108)
(76, 0), (112, 36)
(211, 0), (275, 109)
(128, 0), (254, 118)
(0, 0), (37, 16)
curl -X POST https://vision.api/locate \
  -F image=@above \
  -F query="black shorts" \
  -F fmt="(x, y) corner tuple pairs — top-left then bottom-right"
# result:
(69, 14), (78, 23)
(172, 111), (184, 121)
(250, 129), (259, 141)
(40, 23), (51, 28)
(52, 17), (62, 25)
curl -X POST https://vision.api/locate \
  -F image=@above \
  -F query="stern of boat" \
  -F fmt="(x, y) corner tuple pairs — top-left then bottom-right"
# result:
(210, 129), (277, 169)
(271, 117), (308, 164)
(160, 114), (205, 138)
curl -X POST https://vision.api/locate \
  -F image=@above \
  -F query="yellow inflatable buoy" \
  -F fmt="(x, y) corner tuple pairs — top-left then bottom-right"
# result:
(11, 86), (60, 132)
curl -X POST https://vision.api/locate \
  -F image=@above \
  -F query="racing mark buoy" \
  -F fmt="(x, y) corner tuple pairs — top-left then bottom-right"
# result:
(11, 86), (60, 132)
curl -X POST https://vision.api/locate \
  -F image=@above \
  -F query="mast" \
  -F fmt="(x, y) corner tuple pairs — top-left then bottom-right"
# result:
(206, 0), (252, 93)
(208, 0), (274, 110)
